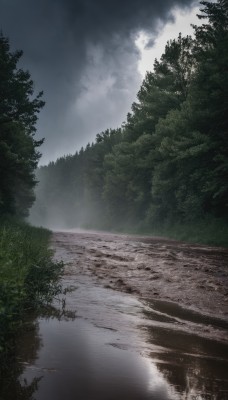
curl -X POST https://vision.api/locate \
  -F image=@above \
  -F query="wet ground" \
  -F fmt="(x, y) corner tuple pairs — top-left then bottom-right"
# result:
(1, 230), (228, 399)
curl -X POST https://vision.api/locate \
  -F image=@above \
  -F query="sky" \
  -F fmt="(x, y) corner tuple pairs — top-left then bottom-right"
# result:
(0, 0), (200, 165)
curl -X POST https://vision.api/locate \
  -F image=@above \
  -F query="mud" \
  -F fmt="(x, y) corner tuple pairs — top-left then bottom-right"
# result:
(52, 230), (228, 342)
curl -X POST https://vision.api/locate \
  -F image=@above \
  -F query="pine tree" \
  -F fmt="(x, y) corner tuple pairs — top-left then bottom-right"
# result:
(0, 34), (45, 216)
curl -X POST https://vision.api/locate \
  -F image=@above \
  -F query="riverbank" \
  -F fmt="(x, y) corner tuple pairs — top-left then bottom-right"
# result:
(81, 217), (228, 248)
(0, 218), (63, 372)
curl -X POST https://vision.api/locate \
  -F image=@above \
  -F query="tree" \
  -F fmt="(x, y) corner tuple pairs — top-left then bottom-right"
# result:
(189, 0), (228, 216)
(0, 34), (45, 216)
(124, 34), (194, 143)
(28, 1), (228, 236)
(148, 0), (228, 222)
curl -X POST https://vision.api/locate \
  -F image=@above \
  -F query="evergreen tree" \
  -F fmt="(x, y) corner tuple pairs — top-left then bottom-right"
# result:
(0, 34), (44, 216)
(148, 0), (228, 222)
(30, 1), (228, 241)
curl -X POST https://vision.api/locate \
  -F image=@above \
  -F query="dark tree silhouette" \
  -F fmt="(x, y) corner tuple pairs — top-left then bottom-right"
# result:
(0, 34), (45, 216)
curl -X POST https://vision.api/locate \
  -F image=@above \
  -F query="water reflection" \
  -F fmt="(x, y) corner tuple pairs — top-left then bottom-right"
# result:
(14, 316), (179, 399)
(0, 305), (77, 400)
(145, 325), (228, 399)
(142, 300), (228, 399)
(1, 279), (228, 400)
(0, 321), (42, 400)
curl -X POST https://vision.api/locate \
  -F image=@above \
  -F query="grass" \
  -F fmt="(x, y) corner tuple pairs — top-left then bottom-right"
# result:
(95, 216), (228, 248)
(143, 218), (228, 247)
(0, 217), (63, 370)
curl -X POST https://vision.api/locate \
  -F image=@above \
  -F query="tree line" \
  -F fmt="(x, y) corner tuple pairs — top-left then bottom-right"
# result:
(31, 1), (228, 241)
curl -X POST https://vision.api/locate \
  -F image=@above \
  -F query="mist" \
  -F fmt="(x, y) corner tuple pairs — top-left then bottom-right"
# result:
(26, 5), (195, 231)
(26, 0), (228, 247)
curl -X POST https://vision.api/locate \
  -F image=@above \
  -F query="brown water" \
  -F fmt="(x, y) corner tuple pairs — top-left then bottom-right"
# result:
(1, 231), (228, 400)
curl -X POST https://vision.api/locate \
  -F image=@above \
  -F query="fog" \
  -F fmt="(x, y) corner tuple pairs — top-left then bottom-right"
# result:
(25, 1), (203, 230)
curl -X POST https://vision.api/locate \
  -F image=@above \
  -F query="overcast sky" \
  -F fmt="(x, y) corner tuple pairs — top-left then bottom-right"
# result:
(0, 0), (200, 165)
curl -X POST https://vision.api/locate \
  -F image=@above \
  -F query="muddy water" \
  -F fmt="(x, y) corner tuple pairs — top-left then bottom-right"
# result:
(1, 230), (228, 400)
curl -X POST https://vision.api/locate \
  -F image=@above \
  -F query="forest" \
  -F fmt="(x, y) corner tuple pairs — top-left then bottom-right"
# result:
(31, 1), (228, 246)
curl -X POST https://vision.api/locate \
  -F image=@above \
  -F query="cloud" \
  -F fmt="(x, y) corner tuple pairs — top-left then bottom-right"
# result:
(0, 0), (196, 163)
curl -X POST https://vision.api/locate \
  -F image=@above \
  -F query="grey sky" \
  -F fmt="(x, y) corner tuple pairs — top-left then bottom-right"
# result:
(0, 0), (198, 164)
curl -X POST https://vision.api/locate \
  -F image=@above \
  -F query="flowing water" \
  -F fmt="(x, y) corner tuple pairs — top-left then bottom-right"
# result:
(1, 230), (228, 400)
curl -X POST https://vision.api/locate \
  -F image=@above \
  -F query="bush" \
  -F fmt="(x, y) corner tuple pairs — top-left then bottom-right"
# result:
(0, 218), (63, 361)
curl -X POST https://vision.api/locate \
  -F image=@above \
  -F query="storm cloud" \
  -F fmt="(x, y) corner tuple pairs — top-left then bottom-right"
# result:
(0, 0), (196, 163)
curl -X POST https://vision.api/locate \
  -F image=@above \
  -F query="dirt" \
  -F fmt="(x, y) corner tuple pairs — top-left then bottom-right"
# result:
(52, 230), (228, 340)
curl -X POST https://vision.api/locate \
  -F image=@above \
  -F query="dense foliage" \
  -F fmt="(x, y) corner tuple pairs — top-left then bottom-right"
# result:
(0, 219), (63, 366)
(31, 1), (228, 245)
(0, 34), (44, 217)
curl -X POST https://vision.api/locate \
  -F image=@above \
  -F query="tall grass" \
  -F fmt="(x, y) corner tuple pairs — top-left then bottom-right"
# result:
(143, 217), (228, 247)
(105, 216), (228, 247)
(0, 218), (63, 366)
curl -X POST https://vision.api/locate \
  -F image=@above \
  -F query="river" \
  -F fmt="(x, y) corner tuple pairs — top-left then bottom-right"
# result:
(1, 230), (228, 400)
